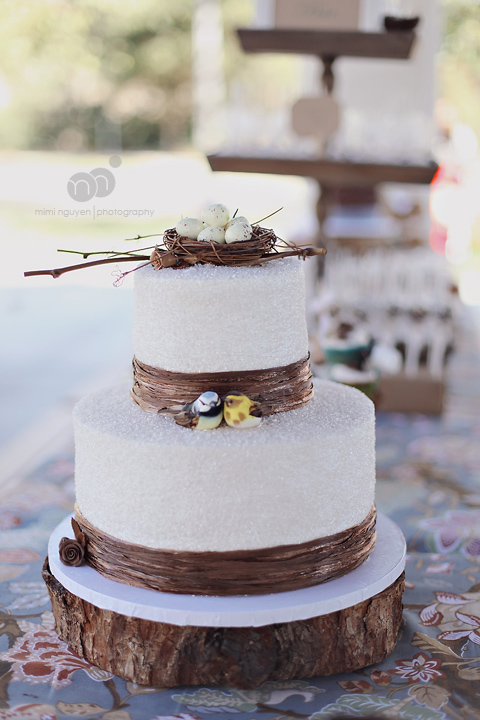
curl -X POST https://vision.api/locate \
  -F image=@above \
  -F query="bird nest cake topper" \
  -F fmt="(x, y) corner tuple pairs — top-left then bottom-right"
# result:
(24, 203), (326, 283)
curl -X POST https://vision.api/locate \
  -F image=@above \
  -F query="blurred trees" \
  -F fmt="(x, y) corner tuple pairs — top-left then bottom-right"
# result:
(440, 0), (480, 141)
(0, 0), (196, 150)
(0, 0), (256, 151)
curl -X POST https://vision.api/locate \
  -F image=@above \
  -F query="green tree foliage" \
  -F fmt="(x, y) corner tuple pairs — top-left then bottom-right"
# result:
(0, 0), (193, 150)
(440, 0), (480, 140)
(0, 0), (307, 151)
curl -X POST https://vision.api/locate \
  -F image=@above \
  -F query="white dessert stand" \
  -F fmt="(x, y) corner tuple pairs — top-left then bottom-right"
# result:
(44, 513), (406, 689)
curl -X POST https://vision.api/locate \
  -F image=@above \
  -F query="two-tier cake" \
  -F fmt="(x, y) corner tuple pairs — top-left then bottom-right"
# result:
(42, 205), (406, 688)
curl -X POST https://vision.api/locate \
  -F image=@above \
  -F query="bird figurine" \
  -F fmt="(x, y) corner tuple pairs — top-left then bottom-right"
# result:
(223, 392), (263, 428)
(165, 391), (223, 430)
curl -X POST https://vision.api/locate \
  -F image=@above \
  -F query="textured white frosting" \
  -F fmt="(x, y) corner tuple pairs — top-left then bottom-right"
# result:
(132, 259), (309, 373)
(74, 380), (376, 553)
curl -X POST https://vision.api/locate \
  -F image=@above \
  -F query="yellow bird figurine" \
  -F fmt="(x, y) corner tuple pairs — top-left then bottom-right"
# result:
(167, 391), (223, 430)
(223, 392), (263, 428)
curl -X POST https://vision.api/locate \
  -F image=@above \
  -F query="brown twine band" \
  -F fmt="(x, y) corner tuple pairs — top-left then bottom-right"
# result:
(131, 355), (314, 415)
(74, 506), (376, 596)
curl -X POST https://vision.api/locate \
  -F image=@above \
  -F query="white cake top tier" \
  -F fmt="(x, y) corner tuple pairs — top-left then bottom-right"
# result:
(132, 258), (309, 373)
(74, 379), (376, 553)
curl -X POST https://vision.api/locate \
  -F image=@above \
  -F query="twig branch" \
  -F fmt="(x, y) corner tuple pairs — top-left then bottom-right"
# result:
(253, 207), (283, 225)
(57, 246), (156, 260)
(123, 232), (164, 242)
(252, 247), (326, 265)
(57, 248), (117, 259)
(24, 255), (151, 279)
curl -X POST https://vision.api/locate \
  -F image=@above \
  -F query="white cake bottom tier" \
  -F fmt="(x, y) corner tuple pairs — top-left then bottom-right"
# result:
(74, 379), (376, 553)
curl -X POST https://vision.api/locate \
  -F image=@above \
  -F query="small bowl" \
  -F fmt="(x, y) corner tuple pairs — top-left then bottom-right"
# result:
(322, 338), (374, 369)
(384, 15), (420, 32)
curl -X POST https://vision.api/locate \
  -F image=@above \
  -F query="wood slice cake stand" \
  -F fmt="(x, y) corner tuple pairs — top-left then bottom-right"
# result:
(44, 514), (406, 690)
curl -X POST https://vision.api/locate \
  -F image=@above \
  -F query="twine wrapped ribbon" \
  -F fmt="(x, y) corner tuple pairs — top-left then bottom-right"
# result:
(131, 355), (314, 415)
(74, 506), (376, 596)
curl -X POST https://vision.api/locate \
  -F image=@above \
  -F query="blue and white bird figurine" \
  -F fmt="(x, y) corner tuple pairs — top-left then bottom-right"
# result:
(166, 391), (223, 430)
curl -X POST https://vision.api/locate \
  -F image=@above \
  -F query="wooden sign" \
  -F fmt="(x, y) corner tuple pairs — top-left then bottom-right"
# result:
(292, 95), (340, 153)
(275, 0), (360, 31)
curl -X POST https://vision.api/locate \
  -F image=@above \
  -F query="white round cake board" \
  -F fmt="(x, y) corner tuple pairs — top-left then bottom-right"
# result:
(48, 513), (406, 628)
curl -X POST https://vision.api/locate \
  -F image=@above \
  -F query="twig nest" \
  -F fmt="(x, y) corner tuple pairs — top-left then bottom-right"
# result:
(176, 218), (204, 240)
(225, 222), (253, 244)
(161, 224), (278, 267)
(197, 226), (226, 244)
(201, 203), (230, 227)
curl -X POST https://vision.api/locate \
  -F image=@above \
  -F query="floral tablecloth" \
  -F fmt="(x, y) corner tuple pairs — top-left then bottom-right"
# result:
(1, 321), (480, 720)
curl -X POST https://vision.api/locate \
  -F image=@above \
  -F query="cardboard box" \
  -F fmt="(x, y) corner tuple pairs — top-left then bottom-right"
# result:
(275, 0), (361, 31)
(376, 371), (445, 415)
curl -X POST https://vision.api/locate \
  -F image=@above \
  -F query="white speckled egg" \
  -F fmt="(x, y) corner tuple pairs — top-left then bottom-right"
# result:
(197, 226), (226, 244)
(225, 216), (249, 230)
(225, 222), (253, 244)
(176, 217), (204, 239)
(201, 203), (230, 227)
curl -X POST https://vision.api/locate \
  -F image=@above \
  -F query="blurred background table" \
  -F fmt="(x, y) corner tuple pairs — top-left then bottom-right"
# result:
(208, 153), (438, 238)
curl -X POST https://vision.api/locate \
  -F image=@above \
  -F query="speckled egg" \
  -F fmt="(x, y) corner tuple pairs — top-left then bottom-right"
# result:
(201, 203), (230, 227)
(225, 222), (253, 244)
(197, 226), (226, 244)
(176, 217), (204, 240)
(225, 215), (249, 230)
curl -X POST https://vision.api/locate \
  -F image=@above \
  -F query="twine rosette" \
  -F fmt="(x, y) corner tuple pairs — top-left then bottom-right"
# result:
(59, 518), (87, 567)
